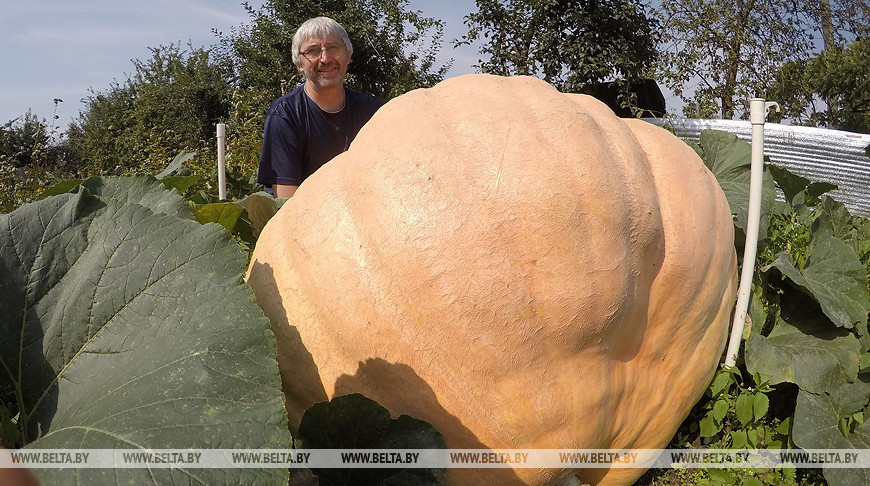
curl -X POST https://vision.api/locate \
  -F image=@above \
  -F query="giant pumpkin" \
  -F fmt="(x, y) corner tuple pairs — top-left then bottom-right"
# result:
(246, 74), (737, 485)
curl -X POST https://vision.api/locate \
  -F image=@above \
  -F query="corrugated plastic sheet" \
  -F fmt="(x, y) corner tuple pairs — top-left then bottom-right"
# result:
(642, 118), (870, 218)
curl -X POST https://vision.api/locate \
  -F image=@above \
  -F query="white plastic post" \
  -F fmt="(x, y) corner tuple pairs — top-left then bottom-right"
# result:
(217, 123), (227, 201)
(723, 99), (780, 368)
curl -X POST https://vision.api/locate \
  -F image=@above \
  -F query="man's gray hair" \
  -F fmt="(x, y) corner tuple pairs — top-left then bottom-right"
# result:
(292, 17), (353, 67)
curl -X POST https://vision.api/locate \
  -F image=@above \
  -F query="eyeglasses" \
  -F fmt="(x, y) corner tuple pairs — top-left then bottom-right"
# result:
(300, 44), (344, 61)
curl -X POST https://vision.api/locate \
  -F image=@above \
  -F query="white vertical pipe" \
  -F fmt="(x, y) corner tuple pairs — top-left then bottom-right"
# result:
(724, 99), (779, 368)
(217, 123), (227, 201)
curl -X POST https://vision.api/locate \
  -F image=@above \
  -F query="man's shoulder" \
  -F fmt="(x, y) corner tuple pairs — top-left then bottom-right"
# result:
(268, 86), (307, 115)
(345, 87), (385, 110)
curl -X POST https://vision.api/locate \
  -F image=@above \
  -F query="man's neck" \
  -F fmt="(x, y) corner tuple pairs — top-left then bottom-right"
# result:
(304, 82), (346, 113)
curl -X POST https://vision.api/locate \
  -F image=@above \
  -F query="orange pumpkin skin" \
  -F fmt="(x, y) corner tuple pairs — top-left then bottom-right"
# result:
(247, 74), (737, 486)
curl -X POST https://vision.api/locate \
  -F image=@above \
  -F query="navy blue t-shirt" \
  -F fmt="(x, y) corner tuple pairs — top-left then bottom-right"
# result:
(257, 85), (384, 188)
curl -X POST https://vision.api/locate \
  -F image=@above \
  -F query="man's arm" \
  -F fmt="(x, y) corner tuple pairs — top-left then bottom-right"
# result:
(259, 93), (305, 197)
(274, 184), (298, 198)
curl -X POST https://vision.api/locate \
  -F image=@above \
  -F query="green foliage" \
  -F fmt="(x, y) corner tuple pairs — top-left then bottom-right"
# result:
(189, 195), (278, 254)
(131, 44), (233, 165)
(767, 39), (870, 133)
(656, 0), (870, 119)
(296, 394), (447, 486)
(0, 111), (51, 168)
(689, 130), (776, 238)
(0, 176), (292, 484)
(692, 369), (784, 450)
(638, 465), (811, 486)
(38, 152), (277, 257)
(194, 191), (286, 254)
(0, 111), (75, 213)
(459, 0), (659, 94)
(63, 79), (140, 174)
(0, 158), (57, 214)
(65, 43), (233, 178)
(668, 129), (870, 486)
(791, 383), (870, 486)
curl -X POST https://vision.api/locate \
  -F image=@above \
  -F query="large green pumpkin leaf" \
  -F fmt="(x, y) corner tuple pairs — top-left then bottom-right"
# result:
(35, 179), (85, 201)
(35, 174), (194, 220)
(297, 393), (446, 486)
(233, 192), (282, 239)
(79, 175), (194, 220)
(156, 151), (196, 179)
(0, 189), (291, 485)
(820, 196), (870, 262)
(763, 228), (870, 329)
(745, 311), (860, 394)
(160, 174), (202, 195)
(694, 129), (751, 176)
(192, 202), (246, 233)
(691, 130), (776, 234)
(793, 388), (870, 486)
(767, 164), (838, 206)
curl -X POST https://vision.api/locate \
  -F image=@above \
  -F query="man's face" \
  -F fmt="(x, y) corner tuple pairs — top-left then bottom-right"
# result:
(298, 35), (350, 90)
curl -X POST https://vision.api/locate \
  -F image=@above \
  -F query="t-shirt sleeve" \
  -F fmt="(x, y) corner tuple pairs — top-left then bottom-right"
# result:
(257, 109), (305, 187)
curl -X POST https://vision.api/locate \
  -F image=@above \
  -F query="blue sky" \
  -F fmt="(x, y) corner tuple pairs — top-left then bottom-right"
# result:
(1, 1), (678, 128)
(0, 0), (481, 128)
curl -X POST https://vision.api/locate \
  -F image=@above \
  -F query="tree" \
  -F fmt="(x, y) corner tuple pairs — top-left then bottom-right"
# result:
(768, 39), (870, 133)
(0, 110), (75, 212)
(657, 0), (870, 119)
(458, 0), (660, 103)
(67, 43), (233, 176)
(0, 111), (50, 168)
(65, 79), (140, 175)
(131, 44), (234, 162)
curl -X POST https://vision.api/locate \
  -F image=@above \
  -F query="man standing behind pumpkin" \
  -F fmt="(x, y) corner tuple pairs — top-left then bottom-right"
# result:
(258, 16), (385, 198)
